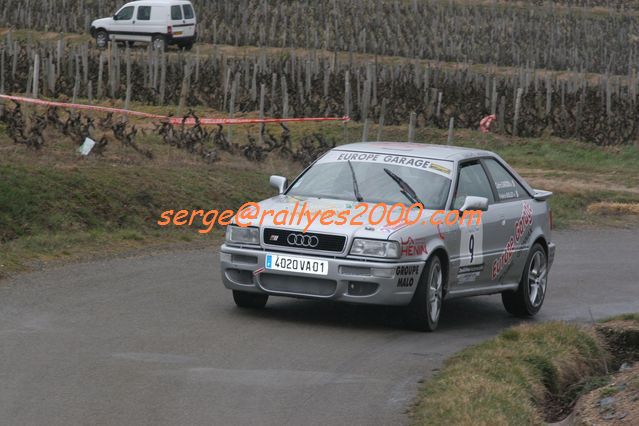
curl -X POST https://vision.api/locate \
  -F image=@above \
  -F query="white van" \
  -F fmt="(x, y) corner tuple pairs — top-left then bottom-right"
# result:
(90, 0), (197, 50)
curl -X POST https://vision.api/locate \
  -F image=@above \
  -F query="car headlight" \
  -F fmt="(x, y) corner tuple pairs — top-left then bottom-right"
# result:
(350, 239), (400, 258)
(225, 225), (260, 245)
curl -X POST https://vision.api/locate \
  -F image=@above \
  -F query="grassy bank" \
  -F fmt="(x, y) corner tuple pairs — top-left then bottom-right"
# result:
(411, 322), (610, 425)
(0, 158), (274, 278)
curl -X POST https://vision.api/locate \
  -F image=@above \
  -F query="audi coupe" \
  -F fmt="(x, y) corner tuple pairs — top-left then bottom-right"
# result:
(220, 142), (555, 331)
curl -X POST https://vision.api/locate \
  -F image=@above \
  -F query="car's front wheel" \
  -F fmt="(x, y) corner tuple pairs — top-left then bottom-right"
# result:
(502, 243), (548, 317)
(404, 255), (444, 332)
(95, 30), (109, 49)
(233, 290), (268, 309)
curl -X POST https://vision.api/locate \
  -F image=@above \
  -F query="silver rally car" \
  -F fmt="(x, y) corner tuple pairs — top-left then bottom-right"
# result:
(220, 142), (555, 331)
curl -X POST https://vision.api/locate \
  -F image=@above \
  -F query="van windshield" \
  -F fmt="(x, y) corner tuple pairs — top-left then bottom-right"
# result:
(115, 6), (134, 21)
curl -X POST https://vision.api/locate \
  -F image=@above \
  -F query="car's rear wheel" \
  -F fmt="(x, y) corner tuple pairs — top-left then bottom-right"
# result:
(404, 255), (444, 332)
(152, 35), (166, 51)
(95, 30), (109, 49)
(233, 290), (268, 309)
(502, 243), (548, 317)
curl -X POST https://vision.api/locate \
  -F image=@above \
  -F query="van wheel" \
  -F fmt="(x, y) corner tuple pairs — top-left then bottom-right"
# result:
(403, 255), (444, 332)
(181, 41), (194, 51)
(152, 35), (166, 51)
(233, 290), (268, 309)
(501, 243), (548, 317)
(95, 30), (109, 49)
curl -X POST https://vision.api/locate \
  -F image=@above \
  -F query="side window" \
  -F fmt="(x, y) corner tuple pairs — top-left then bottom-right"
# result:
(483, 158), (529, 202)
(183, 4), (194, 19)
(115, 6), (134, 21)
(453, 162), (495, 210)
(171, 5), (183, 20)
(137, 6), (152, 21)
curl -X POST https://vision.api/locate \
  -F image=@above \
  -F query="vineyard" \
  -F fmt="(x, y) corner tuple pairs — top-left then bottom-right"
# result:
(0, 0), (638, 153)
(2, 0), (639, 74)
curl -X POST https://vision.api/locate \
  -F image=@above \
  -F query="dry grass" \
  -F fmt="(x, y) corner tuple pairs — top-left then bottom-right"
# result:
(601, 314), (639, 324)
(587, 202), (639, 216)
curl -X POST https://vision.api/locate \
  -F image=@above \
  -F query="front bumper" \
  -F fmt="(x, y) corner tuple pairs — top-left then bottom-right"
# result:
(220, 244), (423, 306)
(167, 32), (197, 44)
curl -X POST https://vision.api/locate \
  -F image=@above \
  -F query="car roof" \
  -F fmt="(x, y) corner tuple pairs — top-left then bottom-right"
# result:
(126, 0), (190, 5)
(333, 142), (496, 162)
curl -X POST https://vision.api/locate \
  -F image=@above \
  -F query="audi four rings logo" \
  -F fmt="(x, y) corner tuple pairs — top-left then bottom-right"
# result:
(287, 233), (320, 247)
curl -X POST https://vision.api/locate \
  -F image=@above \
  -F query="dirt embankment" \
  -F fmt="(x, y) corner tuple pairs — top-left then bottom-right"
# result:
(571, 321), (639, 425)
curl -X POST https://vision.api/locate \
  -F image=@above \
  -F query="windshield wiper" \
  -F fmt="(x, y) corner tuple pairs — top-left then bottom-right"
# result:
(383, 168), (423, 206)
(347, 160), (364, 202)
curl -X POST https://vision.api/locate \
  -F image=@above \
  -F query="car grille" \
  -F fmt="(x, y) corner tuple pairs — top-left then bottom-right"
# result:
(259, 273), (337, 297)
(263, 228), (346, 253)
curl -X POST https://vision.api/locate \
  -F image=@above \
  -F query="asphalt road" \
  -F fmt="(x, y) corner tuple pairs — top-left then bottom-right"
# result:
(1, 230), (639, 425)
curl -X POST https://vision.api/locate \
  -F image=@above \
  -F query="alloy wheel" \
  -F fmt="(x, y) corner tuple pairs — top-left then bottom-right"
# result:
(528, 251), (547, 307)
(429, 262), (443, 323)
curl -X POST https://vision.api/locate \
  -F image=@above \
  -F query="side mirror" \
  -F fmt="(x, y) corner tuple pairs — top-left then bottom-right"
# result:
(270, 175), (288, 195)
(460, 196), (488, 212)
(113, 15), (118, 20)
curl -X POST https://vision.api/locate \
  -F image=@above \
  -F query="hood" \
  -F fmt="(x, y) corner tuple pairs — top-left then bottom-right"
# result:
(91, 17), (112, 28)
(239, 195), (436, 240)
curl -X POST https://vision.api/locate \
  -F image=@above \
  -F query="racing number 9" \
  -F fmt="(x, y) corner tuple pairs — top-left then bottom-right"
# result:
(469, 234), (475, 263)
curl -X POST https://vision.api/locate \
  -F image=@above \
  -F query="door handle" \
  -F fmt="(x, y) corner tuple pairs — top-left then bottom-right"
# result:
(132, 21), (136, 24)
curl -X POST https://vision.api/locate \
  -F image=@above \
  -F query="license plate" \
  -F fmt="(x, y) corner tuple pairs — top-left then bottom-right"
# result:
(265, 254), (328, 276)
(174, 31), (183, 36)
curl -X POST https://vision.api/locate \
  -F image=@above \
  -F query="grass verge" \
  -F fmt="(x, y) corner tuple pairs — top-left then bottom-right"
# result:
(0, 158), (274, 278)
(601, 313), (639, 324)
(410, 322), (610, 425)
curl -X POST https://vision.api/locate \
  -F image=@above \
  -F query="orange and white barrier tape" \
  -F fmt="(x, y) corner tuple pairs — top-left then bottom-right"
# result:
(0, 94), (350, 126)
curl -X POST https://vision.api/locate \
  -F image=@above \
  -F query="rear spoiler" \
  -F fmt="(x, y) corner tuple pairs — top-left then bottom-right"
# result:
(532, 189), (553, 201)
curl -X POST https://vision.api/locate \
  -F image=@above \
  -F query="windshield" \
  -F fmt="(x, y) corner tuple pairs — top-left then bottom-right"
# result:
(287, 150), (453, 209)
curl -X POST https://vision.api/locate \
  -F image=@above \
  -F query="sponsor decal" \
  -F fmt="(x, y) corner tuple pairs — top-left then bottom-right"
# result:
(458, 264), (483, 274)
(520, 226), (533, 248)
(253, 267), (265, 277)
(396, 265), (420, 287)
(457, 264), (484, 283)
(492, 202), (533, 280)
(495, 180), (520, 199)
(381, 221), (409, 234)
(495, 180), (516, 190)
(317, 150), (454, 178)
(429, 163), (451, 175)
(400, 236), (428, 257)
